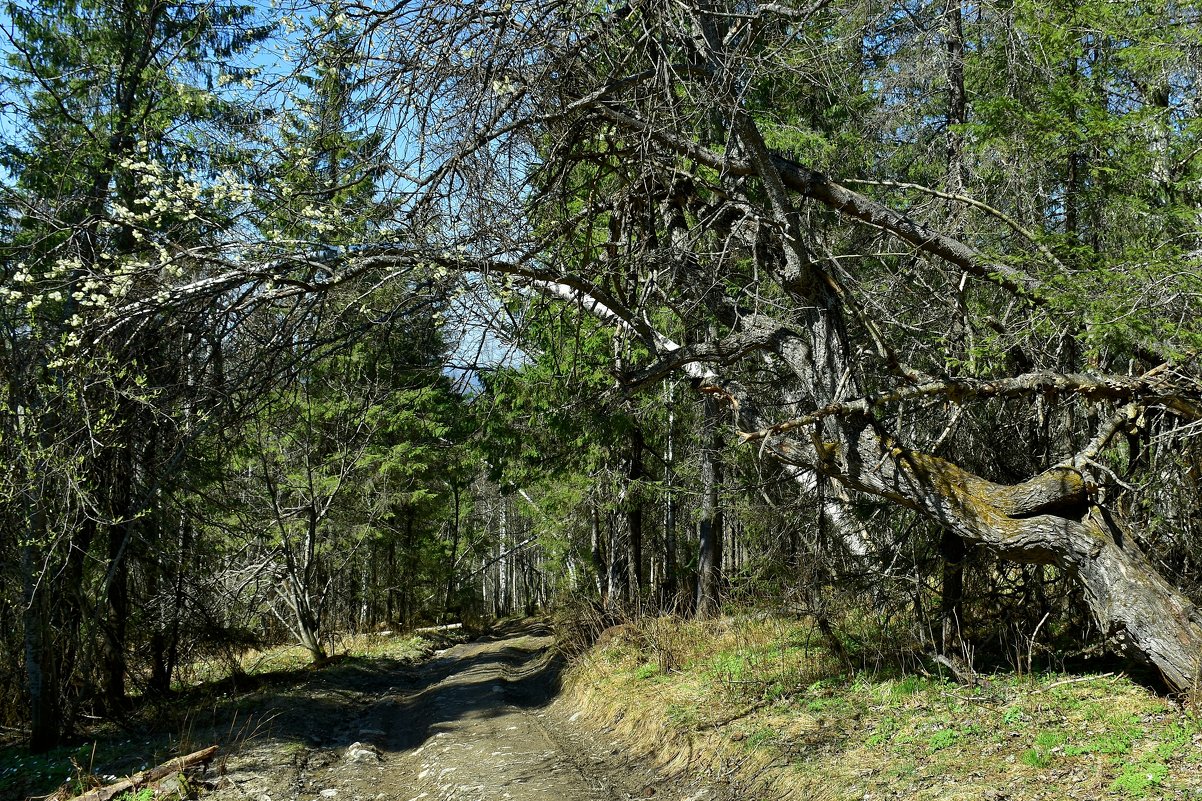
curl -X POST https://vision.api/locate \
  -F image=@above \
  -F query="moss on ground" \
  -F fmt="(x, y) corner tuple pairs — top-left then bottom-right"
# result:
(561, 614), (1202, 800)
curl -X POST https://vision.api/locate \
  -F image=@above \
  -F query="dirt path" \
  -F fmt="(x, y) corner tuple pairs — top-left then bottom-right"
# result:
(209, 623), (726, 801)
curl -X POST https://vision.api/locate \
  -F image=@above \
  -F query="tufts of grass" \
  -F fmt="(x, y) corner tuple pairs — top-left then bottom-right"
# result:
(1064, 714), (1144, 756)
(744, 726), (777, 749)
(1021, 730), (1065, 768)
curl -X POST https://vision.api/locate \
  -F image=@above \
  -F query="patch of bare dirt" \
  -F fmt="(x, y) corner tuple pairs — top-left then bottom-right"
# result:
(206, 622), (730, 801)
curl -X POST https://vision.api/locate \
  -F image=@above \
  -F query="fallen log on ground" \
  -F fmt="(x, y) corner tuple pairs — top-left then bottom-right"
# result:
(65, 745), (219, 801)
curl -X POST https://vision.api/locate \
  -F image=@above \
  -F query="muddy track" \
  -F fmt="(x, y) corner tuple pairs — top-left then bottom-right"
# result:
(210, 622), (728, 801)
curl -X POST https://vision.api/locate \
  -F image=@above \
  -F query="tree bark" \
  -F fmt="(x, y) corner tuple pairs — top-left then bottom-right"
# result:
(22, 542), (58, 753)
(842, 444), (1202, 689)
(662, 382), (678, 603)
(102, 516), (131, 711)
(940, 528), (966, 654)
(940, 0), (970, 646)
(627, 424), (646, 595)
(444, 481), (462, 619)
(606, 512), (629, 611)
(696, 393), (723, 618)
(590, 501), (607, 602)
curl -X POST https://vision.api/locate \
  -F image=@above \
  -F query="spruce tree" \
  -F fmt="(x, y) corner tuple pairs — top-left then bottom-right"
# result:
(0, 0), (268, 747)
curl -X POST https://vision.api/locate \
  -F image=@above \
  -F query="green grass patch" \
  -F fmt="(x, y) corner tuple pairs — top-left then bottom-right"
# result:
(927, 728), (959, 751)
(634, 662), (660, 680)
(1065, 714), (1144, 756)
(115, 789), (156, 801)
(865, 715), (900, 747)
(1111, 759), (1169, 796)
(745, 726), (777, 748)
(564, 612), (1202, 801)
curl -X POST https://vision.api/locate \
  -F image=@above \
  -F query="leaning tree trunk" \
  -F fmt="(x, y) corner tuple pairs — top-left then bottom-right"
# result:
(718, 62), (1202, 689)
(745, 268), (1202, 690)
(846, 447), (1202, 690)
(359, 0), (1202, 693)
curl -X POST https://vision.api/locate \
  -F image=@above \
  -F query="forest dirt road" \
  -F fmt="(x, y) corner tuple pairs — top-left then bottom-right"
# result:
(209, 622), (727, 801)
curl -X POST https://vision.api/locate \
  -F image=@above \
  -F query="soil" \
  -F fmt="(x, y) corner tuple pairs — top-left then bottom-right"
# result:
(205, 621), (730, 801)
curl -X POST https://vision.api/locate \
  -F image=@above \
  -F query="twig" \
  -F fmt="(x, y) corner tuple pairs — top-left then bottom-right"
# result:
(1029, 672), (1117, 694)
(1027, 612), (1051, 675)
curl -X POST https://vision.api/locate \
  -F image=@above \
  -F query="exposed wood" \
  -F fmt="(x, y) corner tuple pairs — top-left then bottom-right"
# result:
(65, 746), (218, 801)
(414, 622), (463, 634)
(933, 653), (979, 686)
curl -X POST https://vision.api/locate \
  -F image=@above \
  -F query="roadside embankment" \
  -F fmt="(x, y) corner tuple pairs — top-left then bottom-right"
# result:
(556, 614), (1202, 800)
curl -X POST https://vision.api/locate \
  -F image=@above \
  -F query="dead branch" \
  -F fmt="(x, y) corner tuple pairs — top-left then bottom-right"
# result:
(64, 746), (219, 801)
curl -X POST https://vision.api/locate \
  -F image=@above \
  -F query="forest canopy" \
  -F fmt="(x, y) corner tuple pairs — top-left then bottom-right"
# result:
(2, 0), (1202, 752)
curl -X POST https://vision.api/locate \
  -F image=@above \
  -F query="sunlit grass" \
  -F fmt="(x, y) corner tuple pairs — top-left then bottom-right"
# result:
(564, 613), (1202, 800)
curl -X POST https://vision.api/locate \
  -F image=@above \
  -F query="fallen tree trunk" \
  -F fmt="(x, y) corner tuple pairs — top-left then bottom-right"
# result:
(843, 441), (1202, 691)
(65, 745), (219, 801)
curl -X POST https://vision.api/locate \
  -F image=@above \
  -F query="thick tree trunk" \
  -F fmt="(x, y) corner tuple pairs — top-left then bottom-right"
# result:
(939, 0), (970, 646)
(940, 528), (966, 653)
(451, 2), (1202, 692)
(627, 424), (646, 595)
(696, 394), (723, 618)
(843, 444), (1202, 689)
(22, 543), (58, 753)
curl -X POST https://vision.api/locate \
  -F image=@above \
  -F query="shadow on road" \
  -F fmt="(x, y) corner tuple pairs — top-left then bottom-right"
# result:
(197, 619), (566, 758)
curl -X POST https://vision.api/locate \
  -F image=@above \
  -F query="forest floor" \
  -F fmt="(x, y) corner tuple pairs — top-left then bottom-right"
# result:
(563, 614), (1202, 801)
(7, 614), (1202, 801)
